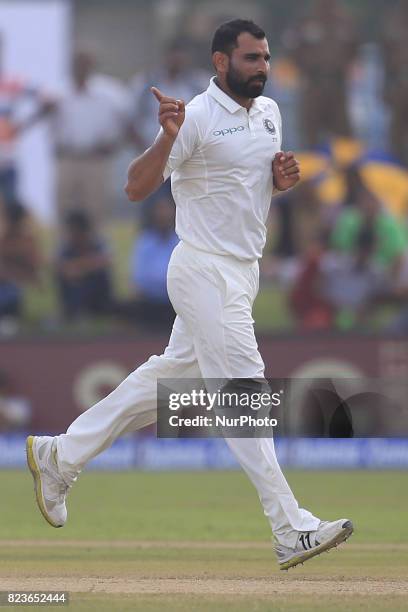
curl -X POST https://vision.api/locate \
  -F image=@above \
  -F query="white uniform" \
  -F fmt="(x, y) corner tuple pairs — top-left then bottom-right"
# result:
(56, 78), (319, 546)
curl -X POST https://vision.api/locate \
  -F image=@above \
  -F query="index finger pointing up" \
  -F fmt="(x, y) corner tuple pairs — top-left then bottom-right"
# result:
(151, 86), (164, 102)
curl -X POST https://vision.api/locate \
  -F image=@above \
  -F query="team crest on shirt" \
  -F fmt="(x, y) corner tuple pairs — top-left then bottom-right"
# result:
(263, 118), (276, 135)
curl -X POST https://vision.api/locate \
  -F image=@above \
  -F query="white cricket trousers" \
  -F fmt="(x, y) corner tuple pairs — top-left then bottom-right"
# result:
(56, 241), (319, 546)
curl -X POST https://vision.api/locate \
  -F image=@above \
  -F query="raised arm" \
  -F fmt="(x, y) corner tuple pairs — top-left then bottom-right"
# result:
(125, 87), (185, 202)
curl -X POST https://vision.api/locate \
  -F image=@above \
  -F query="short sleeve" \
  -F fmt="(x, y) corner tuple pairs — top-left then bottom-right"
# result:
(272, 100), (283, 149)
(277, 107), (283, 149)
(161, 107), (200, 181)
(271, 100), (283, 195)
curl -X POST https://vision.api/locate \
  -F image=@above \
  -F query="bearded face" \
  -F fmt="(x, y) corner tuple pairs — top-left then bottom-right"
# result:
(226, 61), (267, 98)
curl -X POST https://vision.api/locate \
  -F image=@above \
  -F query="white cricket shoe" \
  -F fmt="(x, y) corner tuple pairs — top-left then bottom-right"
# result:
(275, 519), (354, 570)
(26, 435), (70, 528)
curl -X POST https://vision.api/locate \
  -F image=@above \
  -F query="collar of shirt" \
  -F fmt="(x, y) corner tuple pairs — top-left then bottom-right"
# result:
(207, 76), (267, 116)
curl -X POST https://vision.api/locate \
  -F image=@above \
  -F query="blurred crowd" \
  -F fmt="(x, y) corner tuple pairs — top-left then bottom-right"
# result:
(1, 0), (408, 336)
(263, 165), (408, 333)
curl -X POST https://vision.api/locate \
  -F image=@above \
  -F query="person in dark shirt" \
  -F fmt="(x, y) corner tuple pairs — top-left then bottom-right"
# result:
(55, 209), (113, 321)
(117, 186), (178, 332)
(0, 201), (42, 326)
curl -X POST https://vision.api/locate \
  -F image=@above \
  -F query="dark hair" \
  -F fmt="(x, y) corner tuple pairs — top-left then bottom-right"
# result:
(5, 200), (27, 225)
(343, 164), (364, 207)
(356, 222), (376, 253)
(211, 19), (266, 55)
(65, 209), (92, 232)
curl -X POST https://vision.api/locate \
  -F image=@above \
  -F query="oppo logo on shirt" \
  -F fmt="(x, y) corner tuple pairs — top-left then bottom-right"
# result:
(213, 126), (245, 137)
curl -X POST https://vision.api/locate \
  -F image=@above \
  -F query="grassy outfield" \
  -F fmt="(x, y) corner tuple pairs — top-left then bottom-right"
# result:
(1, 470), (407, 611)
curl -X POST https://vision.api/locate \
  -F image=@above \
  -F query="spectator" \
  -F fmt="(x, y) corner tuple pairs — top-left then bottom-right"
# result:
(342, 164), (365, 208)
(283, 0), (359, 147)
(289, 242), (334, 331)
(129, 39), (207, 152)
(0, 370), (31, 431)
(382, 0), (408, 165)
(290, 180), (407, 331)
(0, 34), (54, 207)
(51, 50), (131, 233)
(55, 209), (113, 321)
(117, 185), (178, 332)
(326, 163), (366, 225)
(321, 224), (386, 329)
(372, 251), (408, 335)
(262, 179), (328, 286)
(331, 181), (407, 273)
(330, 177), (408, 329)
(0, 201), (42, 330)
(290, 225), (386, 332)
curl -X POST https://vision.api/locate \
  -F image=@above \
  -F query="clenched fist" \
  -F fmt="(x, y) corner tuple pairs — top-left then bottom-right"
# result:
(272, 151), (300, 192)
(151, 87), (185, 139)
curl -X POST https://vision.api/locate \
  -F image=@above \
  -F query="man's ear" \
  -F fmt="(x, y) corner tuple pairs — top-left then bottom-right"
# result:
(212, 51), (229, 75)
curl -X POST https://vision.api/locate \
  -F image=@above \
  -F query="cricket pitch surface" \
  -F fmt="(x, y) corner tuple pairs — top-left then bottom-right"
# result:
(1, 470), (407, 610)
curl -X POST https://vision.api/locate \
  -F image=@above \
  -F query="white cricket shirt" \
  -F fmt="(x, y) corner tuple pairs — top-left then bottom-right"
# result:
(163, 77), (282, 261)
